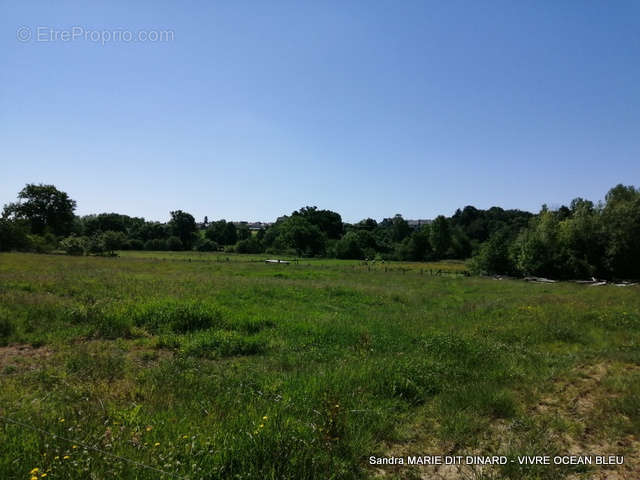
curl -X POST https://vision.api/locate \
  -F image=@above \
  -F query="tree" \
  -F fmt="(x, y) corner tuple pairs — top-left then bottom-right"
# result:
(0, 218), (30, 252)
(5, 184), (76, 236)
(335, 232), (364, 259)
(205, 220), (238, 245)
(292, 206), (343, 239)
(429, 216), (452, 259)
(237, 223), (251, 241)
(391, 214), (411, 242)
(270, 216), (326, 255)
(168, 210), (197, 250)
(602, 184), (640, 278)
(470, 229), (515, 275)
(102, 231), (126, 254)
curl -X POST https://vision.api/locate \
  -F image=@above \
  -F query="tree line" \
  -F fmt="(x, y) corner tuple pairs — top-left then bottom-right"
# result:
(1, 183), (639, 279)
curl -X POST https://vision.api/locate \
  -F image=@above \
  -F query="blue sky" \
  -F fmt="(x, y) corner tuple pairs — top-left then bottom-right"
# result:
(2, 1), (639, 223)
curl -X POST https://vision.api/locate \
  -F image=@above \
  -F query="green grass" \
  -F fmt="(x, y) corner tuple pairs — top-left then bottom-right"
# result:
(0, 252), (639, 479)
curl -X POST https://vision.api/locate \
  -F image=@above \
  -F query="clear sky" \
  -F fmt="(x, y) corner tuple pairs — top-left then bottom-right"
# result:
(2, 1), (639, 223)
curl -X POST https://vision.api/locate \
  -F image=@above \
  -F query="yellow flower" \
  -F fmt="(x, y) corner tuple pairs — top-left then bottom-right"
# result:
(262, 416), (268, 420)
(72, 445), (78, 449)
(58, 418), (64, 423)
(259, 424), (264, 428)
(31, 476), (38, 480)
(182, 435), (189, 439)
(41, 474), (48, 478)
(154, 442), (160, 447)
(54, 456), (59, 460)
(146, 426), (153, 432)
(63, 455), (70, 460)
(30, 468), (40, 474)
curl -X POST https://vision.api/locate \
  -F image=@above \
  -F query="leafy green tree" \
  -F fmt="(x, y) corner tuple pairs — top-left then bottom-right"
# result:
(268, 216), (326, 255)
(5, 184), (76, 235)
(169, 210), (197, 250)
(470, 229), (515, 275)
(205, 220), (238, 245)
(602, 184), (640, 278)
(335, 232), (364, 259)
(0, 218), (30, 252)
(292, 206), (343, 239)
(429, 215), (452, 259)
(391, 214), (411, 242)
(103, 231), (127, 254)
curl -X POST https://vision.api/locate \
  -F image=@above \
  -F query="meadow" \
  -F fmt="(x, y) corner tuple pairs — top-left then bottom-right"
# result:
(0, 251), (638, 479)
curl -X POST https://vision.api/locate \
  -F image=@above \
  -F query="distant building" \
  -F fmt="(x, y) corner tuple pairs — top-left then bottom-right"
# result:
(407, 219), (432, 229)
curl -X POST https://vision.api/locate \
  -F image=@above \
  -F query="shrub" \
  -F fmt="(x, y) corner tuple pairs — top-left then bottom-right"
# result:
(167, 236), (184, 251)
(128, 238), (144, 250)
(197, 239), (218, 251)
(60, 235), (87, 255)
(235, 237), (263, 253)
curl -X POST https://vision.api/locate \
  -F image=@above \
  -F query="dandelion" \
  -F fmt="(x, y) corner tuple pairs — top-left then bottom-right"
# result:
(259, 424), (264, 428)
(182, 435), (189, 439)
(154, 442), (160, 447)
(146, 426), (153, 432)
(30, 468), (40, 474)
(41, 474), (48, 478)
(31, 476), (38, 480)
(72, 445), (78, 449)
(63, 455), (70, 460)
(262, 416), (268, 420)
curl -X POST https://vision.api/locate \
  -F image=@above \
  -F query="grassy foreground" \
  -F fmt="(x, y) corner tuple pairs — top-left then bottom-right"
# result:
(0, 252), (639, 479)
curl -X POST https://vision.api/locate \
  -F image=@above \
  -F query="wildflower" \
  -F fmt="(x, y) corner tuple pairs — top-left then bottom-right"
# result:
(262, 416), (268, 420)
(146, 426), (153, 432)
(154, 442), (160, 447)
(259, 424), (264, 428)
(53, 456), (59, 460)
(63, 455), (70, 460)
(31, 476), (38, 480)
(58, 418), (64, 423)
(182, 435), (189, 439)
(41, 474), (48, 478)
(30, 468), (40, 474)
(72, 445), (78, 449)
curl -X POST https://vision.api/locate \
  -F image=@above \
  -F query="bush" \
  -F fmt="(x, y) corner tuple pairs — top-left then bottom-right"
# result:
(144, 238), (168, 251)
(235, 237), (263, 253)
(128, 238), (145, 250)
(60, 235), (87, 255)
(167, 236), (184, 251)
(197, 239), (218, 251)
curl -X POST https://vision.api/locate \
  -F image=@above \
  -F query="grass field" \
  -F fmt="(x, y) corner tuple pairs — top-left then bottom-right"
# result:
(1, 252), (639, 479)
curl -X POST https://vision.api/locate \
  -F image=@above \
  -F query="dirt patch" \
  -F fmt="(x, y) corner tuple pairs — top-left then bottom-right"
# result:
(0, 343), (53, 373)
